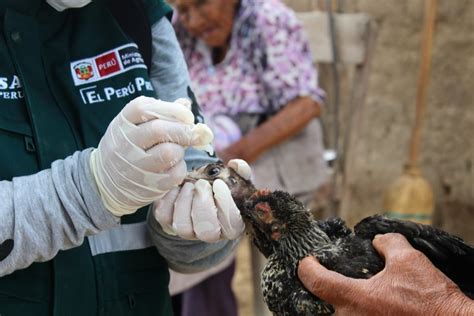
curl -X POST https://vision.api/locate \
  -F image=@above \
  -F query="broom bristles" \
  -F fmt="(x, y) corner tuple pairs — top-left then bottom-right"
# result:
(383, 166), (434, 224)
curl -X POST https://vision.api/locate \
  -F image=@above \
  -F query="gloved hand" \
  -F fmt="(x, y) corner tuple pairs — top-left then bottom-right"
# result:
(90, 96), (213, 217)
(153, 159), (251, 243)
(46, 0), (92, 11)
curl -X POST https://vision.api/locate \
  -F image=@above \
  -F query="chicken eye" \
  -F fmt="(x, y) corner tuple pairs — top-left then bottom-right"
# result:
(207, 167), (221, 177)
(271, 224), (279, 232)
(256, 209), (265, 217)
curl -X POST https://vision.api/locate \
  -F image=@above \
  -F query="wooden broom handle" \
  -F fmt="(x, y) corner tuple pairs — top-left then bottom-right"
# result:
(408, 0), (437, 167)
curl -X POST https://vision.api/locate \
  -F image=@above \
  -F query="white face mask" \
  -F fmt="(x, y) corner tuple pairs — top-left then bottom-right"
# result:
(46, 0), (92, 12)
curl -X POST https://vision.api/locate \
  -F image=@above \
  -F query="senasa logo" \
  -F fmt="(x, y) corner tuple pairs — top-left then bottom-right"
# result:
(73, 62), (95, 81)
(70, 44), (146, 86)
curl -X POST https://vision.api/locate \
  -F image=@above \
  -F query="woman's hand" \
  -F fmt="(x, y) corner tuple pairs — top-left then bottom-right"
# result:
(217, 142), (245, 164)
(218, 96), (321, 164)
(298, 233), (474, 316)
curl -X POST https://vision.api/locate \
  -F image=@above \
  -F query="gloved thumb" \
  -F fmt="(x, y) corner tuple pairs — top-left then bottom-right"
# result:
(227, 159), (252, 180)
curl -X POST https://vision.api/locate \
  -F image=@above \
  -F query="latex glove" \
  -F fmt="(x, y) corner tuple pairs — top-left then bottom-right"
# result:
(47, 0), (92, 11)
(90, 96), (213, 217)
(153, 159), (250, 243)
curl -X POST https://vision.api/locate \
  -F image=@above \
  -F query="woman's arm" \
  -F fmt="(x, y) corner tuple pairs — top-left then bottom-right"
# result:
(219, 96), (321, 163)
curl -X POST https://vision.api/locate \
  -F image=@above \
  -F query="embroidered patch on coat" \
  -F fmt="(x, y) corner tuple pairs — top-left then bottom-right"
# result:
(70, 44), (146, 86)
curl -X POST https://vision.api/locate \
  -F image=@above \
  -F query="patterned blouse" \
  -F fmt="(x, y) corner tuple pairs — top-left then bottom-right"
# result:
(174, 0), (324, 149)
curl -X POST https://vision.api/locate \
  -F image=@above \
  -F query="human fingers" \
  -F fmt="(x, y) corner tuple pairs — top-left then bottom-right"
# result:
(213, 179), (245, 240)
(372, 233), (415, 262)
(122, 96), (194, 125)
(227, 159), (252, 180)
(172, 182), (196, 239)
(298, 256), (361, 305)
(126, 119), (196, 149)
(142, 143), (185, 172)
(152, 159), (187, 192)
(173, 98), (192, 110)
(119, 97), (213, 150)
(191, 180), (221, 242)
(101, 131), (186, 173)
(153, 187), (180, 235)
(91, 96), (209, 217)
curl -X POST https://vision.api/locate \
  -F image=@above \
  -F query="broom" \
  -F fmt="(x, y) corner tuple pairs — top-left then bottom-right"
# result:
(383, 0), (437, 224)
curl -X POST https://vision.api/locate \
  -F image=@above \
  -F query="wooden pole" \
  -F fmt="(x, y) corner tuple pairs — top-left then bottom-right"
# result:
(383, 0), (437, 224)
(408, 0), (437, 169)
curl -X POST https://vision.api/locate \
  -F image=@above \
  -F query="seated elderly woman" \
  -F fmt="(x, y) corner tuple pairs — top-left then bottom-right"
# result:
(169, 0), (328, 315)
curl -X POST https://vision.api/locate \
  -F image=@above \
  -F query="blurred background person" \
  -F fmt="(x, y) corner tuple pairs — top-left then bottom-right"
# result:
(169, 0), (328, 315)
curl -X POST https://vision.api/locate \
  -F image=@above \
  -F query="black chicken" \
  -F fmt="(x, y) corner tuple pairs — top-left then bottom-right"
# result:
(187, 162), (474, 316)
(244, 190), (474, 315)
